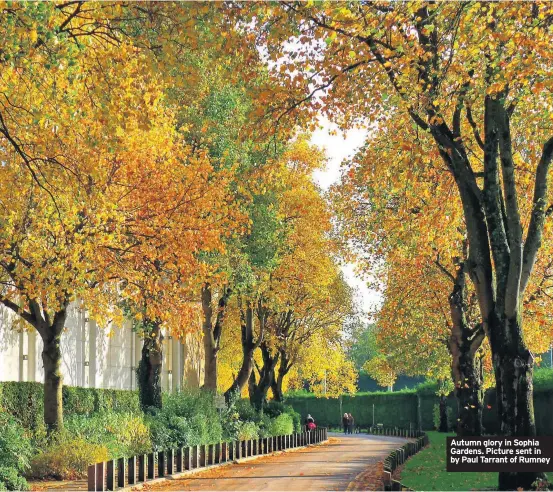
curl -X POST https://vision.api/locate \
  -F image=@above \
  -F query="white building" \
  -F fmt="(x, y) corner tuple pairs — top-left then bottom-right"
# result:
(0, 302), (205, 391)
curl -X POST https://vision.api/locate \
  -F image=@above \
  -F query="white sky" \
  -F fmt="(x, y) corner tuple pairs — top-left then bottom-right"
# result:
(309, 120), (383, 316)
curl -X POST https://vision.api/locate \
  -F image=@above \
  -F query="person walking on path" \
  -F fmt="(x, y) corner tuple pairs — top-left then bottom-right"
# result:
(342, 413), (349, 434)
(305, 414), (316, 431)
(347, 413), (355, 434)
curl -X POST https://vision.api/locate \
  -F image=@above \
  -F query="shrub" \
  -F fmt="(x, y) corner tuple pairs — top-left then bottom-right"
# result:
(0, 413), (32, 490)
(236, 421), (259, 440)
(0, 413), (33, 472)
(30, 437), (109, 480)
(270, 414), (293, 436)
(0, 467), (29, 491)
(234, 399), (260, 423)
(147, 390), (223, 450)
(64, 412), (151, 458)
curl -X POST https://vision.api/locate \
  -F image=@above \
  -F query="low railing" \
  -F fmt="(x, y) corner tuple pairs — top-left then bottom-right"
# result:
(366, 427), (429, 491)
(368, 426), (424, 438)
(87, 427), (328, 491)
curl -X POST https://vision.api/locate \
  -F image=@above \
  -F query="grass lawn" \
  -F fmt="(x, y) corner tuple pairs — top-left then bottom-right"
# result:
(400, 431), (497, 491)
(400, 432), (553, 491)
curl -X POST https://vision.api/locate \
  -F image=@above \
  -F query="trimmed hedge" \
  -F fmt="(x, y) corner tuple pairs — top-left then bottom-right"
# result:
(0, 382), (139, 430)
(286, 369), (553, 435)
(286, 390), (418, 429)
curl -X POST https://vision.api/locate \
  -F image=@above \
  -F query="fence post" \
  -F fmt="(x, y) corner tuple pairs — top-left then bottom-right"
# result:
(176, 448), (183, 473)
(237, 440), (242, 460)
(128, 456), (136, 485)
(192, 445), (200, 468)
(138, 455), (146, 482)
(88, 465), (96, 492)
(117, 458), (126, 488)
(106, 460), (116, 490)
(167, 449), (174, 474)
(147, 453), (155, 479)
(199, 445), (207, 467)
(158, 451), (166, 477)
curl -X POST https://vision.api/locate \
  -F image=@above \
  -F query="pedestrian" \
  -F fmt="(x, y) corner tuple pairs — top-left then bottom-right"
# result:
(305, 413), (316, 431)
(347, 413), (355, 434)
(342, 413), (349, 434)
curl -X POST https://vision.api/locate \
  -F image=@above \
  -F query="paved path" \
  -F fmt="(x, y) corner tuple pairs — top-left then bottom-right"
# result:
(149, 433), (409, 491)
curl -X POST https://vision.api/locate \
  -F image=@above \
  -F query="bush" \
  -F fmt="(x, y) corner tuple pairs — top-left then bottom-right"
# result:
(30, 437), (109, 480)
(270, 414), (293, 436)
(0, 413), (32, 490)
(64, 412), (151, 458)
(0, 467), (29, 491)
(236, 421), (259, 440)
(234, 399), (260, 423)
(147, 390), (223, 450)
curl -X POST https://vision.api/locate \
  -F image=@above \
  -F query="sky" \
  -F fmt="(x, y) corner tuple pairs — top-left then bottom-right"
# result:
(309, 120), (382, 316)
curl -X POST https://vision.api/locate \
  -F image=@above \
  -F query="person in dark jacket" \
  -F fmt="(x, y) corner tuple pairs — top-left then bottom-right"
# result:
(342, 413), (349, 434)
(347, 413), (355, 434)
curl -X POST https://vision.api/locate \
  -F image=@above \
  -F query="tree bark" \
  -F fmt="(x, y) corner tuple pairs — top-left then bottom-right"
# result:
(438, 395), (448, 433)
(249, 342), (279, 409)
(201, 284), (231, 391)
(137, 321), (163, 410)
(224, 300), (264, 402)
(446, 261), (484, 436)
(38, 308), (68, 432)
(272, 348), (291, 402)
(490, 313), (540, 490)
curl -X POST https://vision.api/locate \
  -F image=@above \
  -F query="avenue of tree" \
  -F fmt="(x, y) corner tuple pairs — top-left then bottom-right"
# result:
(3, 3), (553, 490)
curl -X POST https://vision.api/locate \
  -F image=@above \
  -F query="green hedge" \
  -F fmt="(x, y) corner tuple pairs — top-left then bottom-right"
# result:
(286, 369), (553, 435)
(286, 390), (418, 429)
(0, 382), (139, 430)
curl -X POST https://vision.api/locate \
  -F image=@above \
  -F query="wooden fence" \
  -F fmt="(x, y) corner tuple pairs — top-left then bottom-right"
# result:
(367, 427), (429, 491)
(87, 427), (328, 491)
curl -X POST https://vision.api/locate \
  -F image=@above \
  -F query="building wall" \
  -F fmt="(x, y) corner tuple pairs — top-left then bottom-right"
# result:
(0, 302), (204, 391)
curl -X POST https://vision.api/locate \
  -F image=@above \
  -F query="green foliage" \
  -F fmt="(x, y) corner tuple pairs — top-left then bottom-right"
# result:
(0, 413), (31, 490)
(30, 437), (109, 480)
(64, 412), (151, 458)
(270, 414), (294, 436)
(286, 391), (418, 429)
(147, 390), (223, 450)
(534, 367), (553, 391)
(345, 319), (378, 370)
(0, 467), (29, 491)
(236, 421), (259, 440)
(0, 382), (140, 430)
(432, 404), (453, 432)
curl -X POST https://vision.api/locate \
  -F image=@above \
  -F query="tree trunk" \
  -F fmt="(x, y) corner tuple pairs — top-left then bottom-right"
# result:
(201, 284), (231, 391)
(34, 305), (69, 433)
(137, 322), (163, 410)
(438, 395), (448, 433)
(454, 352), (483, 436)
(490, 313), (541, 490)
(272, 349), (291, 402)
(447, 261), (485, 436)
(249, 342), (278, 409)
(38, 308), (68, 432)
(271, 378), (282, 402)
(224, 302), (263, 402)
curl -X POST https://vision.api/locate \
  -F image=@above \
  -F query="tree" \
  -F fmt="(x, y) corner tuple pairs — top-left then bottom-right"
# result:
(0, 2), (250, 429)
(242, 4), (553, 487)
